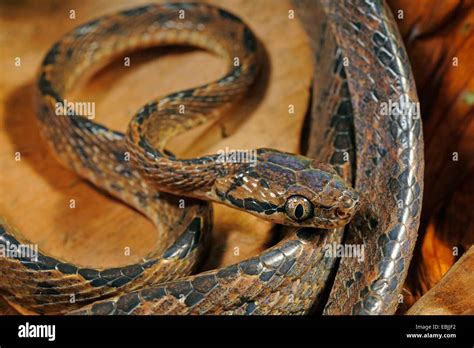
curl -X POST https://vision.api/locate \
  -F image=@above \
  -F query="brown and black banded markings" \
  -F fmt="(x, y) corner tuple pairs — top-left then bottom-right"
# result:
(0, 2), (401, 315)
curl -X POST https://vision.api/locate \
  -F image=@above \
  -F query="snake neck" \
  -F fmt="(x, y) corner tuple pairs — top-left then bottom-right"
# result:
(127, 143), (254, 200)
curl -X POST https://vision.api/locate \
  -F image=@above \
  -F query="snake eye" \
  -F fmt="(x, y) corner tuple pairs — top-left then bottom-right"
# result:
(285, 196), (313, 221)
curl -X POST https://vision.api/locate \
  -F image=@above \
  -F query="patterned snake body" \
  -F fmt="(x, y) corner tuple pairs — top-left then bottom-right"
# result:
(0, 0), (423, 315)
(295, 0), (423, 314)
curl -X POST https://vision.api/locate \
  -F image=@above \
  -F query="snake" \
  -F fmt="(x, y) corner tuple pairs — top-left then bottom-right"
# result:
(293, 0), (424, 314)
(0, 0), (423, 315)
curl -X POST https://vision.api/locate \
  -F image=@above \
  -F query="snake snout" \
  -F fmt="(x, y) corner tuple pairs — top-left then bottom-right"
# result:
(338, 189), (360, 220)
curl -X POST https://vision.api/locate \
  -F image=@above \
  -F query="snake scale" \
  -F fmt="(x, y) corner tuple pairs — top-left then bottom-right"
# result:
(0, 0), (423, 315)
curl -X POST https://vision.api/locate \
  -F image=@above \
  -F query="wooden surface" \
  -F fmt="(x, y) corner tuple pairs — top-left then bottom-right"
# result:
(0, 0), (312, 314)
(407, 246), (474, 315)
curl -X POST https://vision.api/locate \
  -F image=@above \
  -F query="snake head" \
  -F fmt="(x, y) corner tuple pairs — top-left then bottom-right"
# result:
(213, 149), (359, 229)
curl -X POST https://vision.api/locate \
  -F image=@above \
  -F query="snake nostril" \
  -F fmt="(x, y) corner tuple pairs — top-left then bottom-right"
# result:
(336, 208), (348, 218)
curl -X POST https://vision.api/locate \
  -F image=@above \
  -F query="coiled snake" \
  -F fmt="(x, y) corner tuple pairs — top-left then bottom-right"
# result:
(0, 0), (423, 315)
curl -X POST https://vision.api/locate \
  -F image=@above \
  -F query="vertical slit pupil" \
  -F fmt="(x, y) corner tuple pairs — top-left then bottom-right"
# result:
(295, 204), (304, 219)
